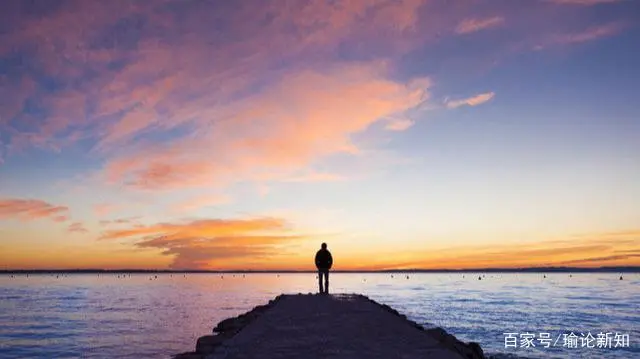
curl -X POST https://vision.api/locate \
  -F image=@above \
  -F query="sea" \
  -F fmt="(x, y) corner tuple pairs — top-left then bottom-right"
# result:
(0, 272), (638, 358)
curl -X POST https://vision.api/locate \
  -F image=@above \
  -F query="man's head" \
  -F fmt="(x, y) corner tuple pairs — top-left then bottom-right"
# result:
(321, 242), (327, 250)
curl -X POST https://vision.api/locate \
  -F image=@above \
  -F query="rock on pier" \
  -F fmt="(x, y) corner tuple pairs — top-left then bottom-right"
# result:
(175, 293), (486, 359)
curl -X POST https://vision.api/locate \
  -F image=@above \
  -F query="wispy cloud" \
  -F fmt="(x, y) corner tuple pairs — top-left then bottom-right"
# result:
(385, 118), (415, 131)
(173, 194), (232, 212)
(455, 16), (504, 34)
(446, 92), (495, 109)
(100, 217), (307, 269)
(0, 0), (434, 158)
(373, 229), (640, 269)
(546, 0), (621, 5)
(68, 222), (88, 233)
(93, 203), (115, 217)
(101, 63), (429, 191)
(284, 172), (346, 183)
(99, 216), (141, 226)
(0, 198), (69, 222)
(551, 23), (624, 44)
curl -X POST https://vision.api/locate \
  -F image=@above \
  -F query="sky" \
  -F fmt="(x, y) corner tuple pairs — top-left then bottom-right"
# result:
(0, 0), (639, 270)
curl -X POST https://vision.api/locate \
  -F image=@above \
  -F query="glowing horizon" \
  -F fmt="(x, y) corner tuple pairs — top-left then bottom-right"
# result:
(1, 0), (639, 270)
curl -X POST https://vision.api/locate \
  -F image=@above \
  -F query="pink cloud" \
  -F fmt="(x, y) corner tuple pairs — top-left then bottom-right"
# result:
(446, 92), (495, 109)
(0, 198), (69, 222)
(101, 63), (429, 191)
(53, 215), (69, 223)
(93, 203), (115, 217)
(173, 194), (232, 212)
(455, 16), (504, 34)
(99, 216), (141, 226)
(68, 222), (88, 233)
(1, 0), (437, 158)
(284, 172), (346, 183)
(1, 0), (630, 189)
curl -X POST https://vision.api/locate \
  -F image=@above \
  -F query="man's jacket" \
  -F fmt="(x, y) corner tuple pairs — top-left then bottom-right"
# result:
(315, 249), (333, 270)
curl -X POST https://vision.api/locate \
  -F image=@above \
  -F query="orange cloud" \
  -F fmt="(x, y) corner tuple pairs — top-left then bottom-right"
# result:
(455, 16), (504, 34)
(0, 198), (69, 222)
(100, 217), (307, 269)
(173, 194), (232, 212)
(68, 222), (88, 233)
(102, 63), (429, 190)
(446, 92), (495, 109)
(374, 230), (640, 270)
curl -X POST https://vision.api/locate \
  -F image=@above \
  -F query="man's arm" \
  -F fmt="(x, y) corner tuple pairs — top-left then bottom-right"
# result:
(328, 252), (333, 269)
(314, 251), (320, 268)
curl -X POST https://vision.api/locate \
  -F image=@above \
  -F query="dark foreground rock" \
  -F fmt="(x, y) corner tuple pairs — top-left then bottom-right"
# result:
(174, 293), (485, 359)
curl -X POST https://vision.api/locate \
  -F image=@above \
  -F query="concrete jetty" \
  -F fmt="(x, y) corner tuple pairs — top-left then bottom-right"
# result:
(175, 293), (486, 359)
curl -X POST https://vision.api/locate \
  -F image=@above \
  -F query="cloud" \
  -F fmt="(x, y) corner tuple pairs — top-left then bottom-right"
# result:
(173, 194), (232, 212)
(100, 217), (306, 269)
(446, 92), (495, 109)
(377, 229), (640, 269)
(93, 203), (115, 217)
(558, 253), (640, 265)
(0, 198), (69, 222)
(1, 0), (627, 183)
(455, 16), (504, 34)
(0, 0), (435, 158)
(546, 0), (621, 5)
(385, 118), (415, 131)
(551, 23), (623, 44)
(101, 63), (429, 191)
(284, 172), (346, 183)
(99, 216), (141, 226)
(68, 222), (88, 233)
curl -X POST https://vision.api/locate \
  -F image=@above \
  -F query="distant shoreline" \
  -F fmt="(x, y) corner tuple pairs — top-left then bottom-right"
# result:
(1, 266), (638, 274)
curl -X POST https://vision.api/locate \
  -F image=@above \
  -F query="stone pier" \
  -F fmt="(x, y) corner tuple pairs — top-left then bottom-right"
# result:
(175, 293), (486, 359)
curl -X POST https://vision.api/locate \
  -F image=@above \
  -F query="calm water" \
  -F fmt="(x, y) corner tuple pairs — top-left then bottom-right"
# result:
(0, 273), (638, 358)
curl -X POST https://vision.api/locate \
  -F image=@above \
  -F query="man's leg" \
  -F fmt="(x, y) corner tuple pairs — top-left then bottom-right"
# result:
(318, 270), (324, 293)
(324, 270), (329, 294)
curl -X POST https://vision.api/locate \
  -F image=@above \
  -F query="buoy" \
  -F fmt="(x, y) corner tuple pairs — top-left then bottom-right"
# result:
(478, 276), (481, 280)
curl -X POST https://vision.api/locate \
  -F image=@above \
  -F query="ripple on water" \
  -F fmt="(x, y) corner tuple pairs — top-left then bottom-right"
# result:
(0, 273), (638, 359)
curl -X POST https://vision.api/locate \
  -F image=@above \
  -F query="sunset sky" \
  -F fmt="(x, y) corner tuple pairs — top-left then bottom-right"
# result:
(1, 0), (639, 270)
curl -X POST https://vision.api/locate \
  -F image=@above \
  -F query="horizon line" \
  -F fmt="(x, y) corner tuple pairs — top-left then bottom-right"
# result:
(1, 266), (638, 273)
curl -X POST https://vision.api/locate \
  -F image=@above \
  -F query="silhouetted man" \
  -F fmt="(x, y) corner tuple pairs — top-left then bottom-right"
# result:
(315, 243), (333, 294)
